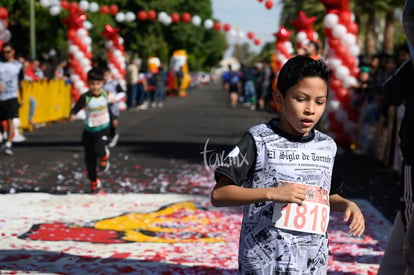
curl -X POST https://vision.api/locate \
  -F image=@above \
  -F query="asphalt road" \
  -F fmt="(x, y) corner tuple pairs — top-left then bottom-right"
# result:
(0, 82), (400, 222)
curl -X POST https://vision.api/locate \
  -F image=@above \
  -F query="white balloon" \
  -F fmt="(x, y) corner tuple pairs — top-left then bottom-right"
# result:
(75, 79), (84, 91)
(74, 51), (84, 60)
(229, 29), (236, 37)
(119, 37), (124, 45)
(83, 36), (92, 46)
(49, 5), (61, 16)
(77, 28), (88, 37)
(105, 40), (114, 48)
(83, 20), (93, 30)
(204, 19), (213, 29)
(238, 31), (246, 39)
(70, 74), (80, 82)
(327, 58), (342, 70)
(0, 30), (11, 42)
(165, 16), (172, 25)
(323, 13), (338, 28)
(192, 15), (201, 26)
(40, 0), (51, 8)
(69, 45), (79, 54)
(89, 3), (99, 13)
(158, 12), (168, 22)
(332, 24), (347, 38)
(80, 58), (90, 67)
(328, 99), (341, 111)
(0, 20), (5, 33)
(125, 11), (136, 22)
(79, 0), (89, 11)
(343, 76), (357, 89)
(342, 33), (356, 47)
(349, 44), (360, 56)
(115, 12), (125, 23)
(296, 31), (307, 42)
(50, 0), (60, 7)
(334, 65), (350, 81)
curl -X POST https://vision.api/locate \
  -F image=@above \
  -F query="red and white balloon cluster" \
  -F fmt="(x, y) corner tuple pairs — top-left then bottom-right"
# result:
(62, 12), (93, 99)
(40, 0), (260, 46)
(0, 7), (11, 49)
(273, 26), (294, 72)
(291, 10), (319, 52)
(319, 0), (360, 145)
(102, 25), (126, 91)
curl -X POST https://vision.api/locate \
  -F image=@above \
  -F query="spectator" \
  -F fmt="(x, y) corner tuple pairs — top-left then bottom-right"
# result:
(240, 64), (256, 111)
(126, 58), (139, 109)
(0, 43), (24, 155)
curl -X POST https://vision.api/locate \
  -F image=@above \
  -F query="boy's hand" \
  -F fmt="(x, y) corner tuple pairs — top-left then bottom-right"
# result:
(270, 183), (307, 205)
(69, 114), (76, 122)
(343, 201), (365, 237)
(0, 83), (5, 92)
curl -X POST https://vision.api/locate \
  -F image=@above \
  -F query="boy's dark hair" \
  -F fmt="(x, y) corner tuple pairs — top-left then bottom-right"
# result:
(309, 40), (320, 51)
(87, 67), (104, 81)
(276, 55), (330, 96)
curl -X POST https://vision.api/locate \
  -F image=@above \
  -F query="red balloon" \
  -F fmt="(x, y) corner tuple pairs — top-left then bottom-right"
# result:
(342, 54), (356, 69)
(328, 38), (340, 49)
(333, 44), (348, 59)
(213, 21), (222, 31)
(181, 12), (191, 23)
(338, 9), (352, 26)
(247, 32), (255, 40)
(330, 78), (342, 91)
(137, 11), (147, 21)
(335, 87), (350, 102)
(100, 5), (109, 14)
(171, 12), (180, 23)
(258, 0), (263, 2)
(109, 4), (119, 15)
(60, 0), (69, 9)
(265, 0), (274, 9)
(254, 38), (261, 45)
(147, 10), (157, 20)
(223, 23), (231, 32)
(348, 22), (359, 34)
(67, 2), (79, 14)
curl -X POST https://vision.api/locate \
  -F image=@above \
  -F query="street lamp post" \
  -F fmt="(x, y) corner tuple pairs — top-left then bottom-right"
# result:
(30, 0), (36, 60)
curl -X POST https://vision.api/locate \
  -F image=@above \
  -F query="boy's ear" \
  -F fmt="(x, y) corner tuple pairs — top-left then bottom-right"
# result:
(272, 89), (283, 106)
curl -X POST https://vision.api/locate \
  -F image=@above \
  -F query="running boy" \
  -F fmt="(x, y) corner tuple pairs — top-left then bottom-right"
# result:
(211, 55), (365, 274)
(70, 67), (111, 193)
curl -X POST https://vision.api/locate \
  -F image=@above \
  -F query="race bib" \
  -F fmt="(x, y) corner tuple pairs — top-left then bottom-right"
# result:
(273, 182), (330, 235)
(88, 110), (109, 127)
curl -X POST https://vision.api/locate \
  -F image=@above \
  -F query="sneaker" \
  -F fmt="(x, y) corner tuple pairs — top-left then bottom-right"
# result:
(90, 179), (102, 193)
(98, 147), (110, 172)
(158, 102), (163, 108)
(108, 133), (119, 148)
(1, 143), (13, 156)
(151, 102), (157, 108)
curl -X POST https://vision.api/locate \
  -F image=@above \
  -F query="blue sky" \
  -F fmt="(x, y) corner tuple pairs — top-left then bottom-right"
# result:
(211, 0), (283, 53)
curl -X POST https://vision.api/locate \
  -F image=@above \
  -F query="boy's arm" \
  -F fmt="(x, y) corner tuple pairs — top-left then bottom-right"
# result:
(69, 94), (86, 121)
(211, 175), (307, 207)
(330, 194), (365, 237)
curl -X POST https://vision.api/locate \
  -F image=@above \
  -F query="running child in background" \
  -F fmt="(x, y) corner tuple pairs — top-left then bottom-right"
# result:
(70, 67), (112, 193)
(103, 67), (125, 148)
(211, 55), (365, 274)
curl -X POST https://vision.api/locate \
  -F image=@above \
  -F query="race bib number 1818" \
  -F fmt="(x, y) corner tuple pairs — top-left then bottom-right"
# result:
(273, 182), (330, 235)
